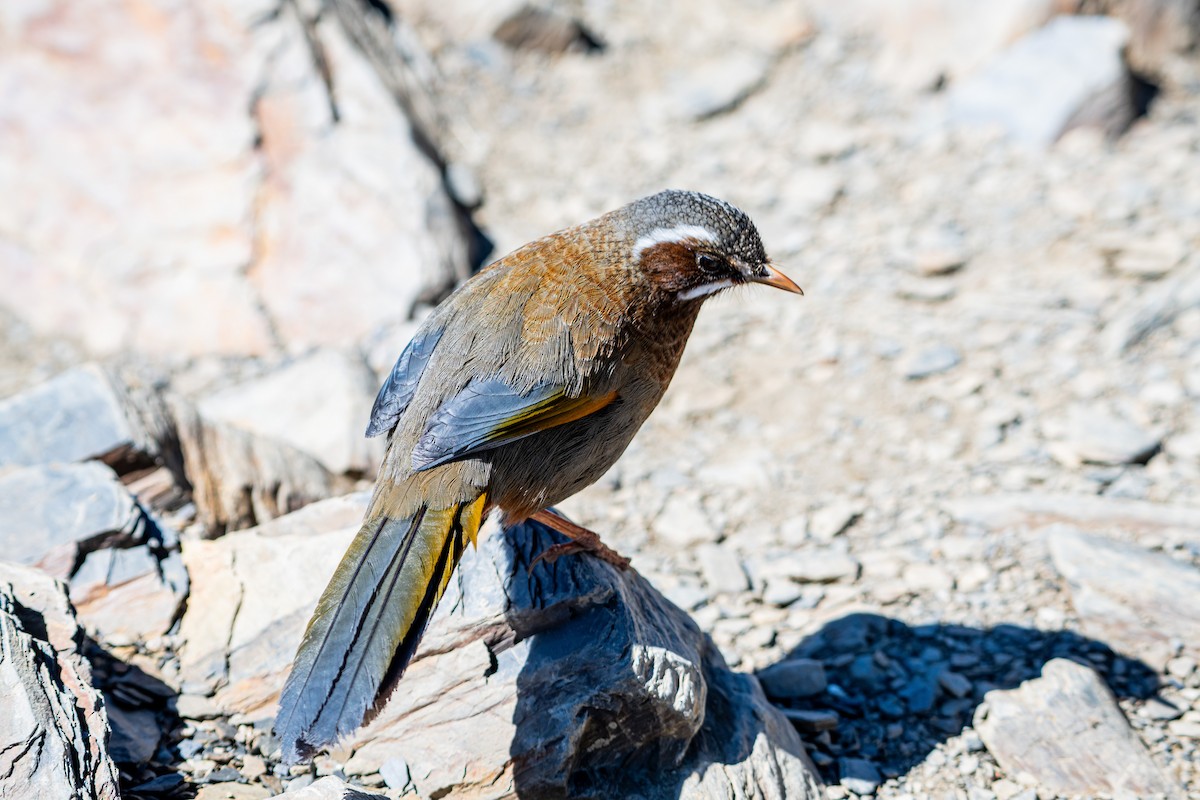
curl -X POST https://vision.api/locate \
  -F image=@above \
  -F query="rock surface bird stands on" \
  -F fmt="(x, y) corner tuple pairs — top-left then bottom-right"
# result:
(2, 0), (1200, 798)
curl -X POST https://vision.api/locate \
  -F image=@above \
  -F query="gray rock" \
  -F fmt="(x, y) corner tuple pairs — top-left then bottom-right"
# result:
(1104, 266), (1200, 354)
(780, 707), (839, 733)
(0, 462), (148, 578)
(272, 776), (386, 799)
(944, 16), (1135, 145)
(0, 0), (466, 357)
(666, 52), (772, 120)
(105, 702), (160, 764)
(945, 491), (1200, 532)
(653, 495), (721, 547)
(0, 364), (162, 470)
(901, 344), (962, 380)
(839, 757), (882, 795)
(181, 499), (822, 798)
(974, 658), (1183, 798)
(808, 501), (864, 540)
(69, 544), (189, 643)
(198, 349), (384, 476)
(786, 551), (862, 584)
(169, 396), (336, 536)
(0, 562), (120, 799)
(695, 543), (750, 594)
(756, 658), (828, 700)
(1057, 407), (1160, 465)
(493, 4), (600, 53)
(1049, 526), (1200, 670)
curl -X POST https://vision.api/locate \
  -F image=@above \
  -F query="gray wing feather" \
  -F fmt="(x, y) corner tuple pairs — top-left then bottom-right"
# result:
(365, 326), (445, 438)
(410, 379), (562, 471)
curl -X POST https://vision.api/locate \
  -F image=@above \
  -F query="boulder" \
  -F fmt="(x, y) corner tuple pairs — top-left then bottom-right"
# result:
(0, 0), (467, 358)
(177, 497), (823, 799)
(0, 562), (120, 800)
(198, 349), (385, 476)
(944, 16), (1139, 146)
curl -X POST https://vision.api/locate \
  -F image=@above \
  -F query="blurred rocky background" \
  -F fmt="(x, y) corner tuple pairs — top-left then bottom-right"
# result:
(2, 0), (1200, 798)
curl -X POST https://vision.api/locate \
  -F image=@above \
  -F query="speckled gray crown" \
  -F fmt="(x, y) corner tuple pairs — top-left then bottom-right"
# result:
(625, 190), (769, 267)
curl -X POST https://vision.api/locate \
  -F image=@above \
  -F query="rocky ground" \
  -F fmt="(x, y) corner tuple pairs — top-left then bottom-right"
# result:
(2, 0), (1200, 799)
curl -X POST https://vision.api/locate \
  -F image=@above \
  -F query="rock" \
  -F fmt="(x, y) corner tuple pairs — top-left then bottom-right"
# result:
(653, 495), (721, 547)
(665, 51), (773, 121)
(780, 551), (861, 584)
(195, 783), (273, 800)
(191, 503), (822, 798)
(0, 0), (466, 357)
(805, 0), (1057, 90)
(756, 658), (828, 700)
(358, 518), (823, 798)
(1096, 0), (1200, 74)
(249, 7), (468, 352)
(1048, 526), (1200, 670)
(808, 501), (864, 540)
(272, 776), (386, 800)
(695, 543), (750, 594)
(69, 544), (189, 644)
(198, 349), (384, 475)
(944, 492), (1200, 533)
(839, 757), (882, 795)
(105, 701), (160, 764)
(493, 4), (602, 53)
(780, 707), (839, 733)
(1102, 231), (1188, 279)
(0, 562), (120, 799)
(904, 226), (970, 276)
(944, 16), (1137, 146)
(901, 344), (962, 379)
(0, 463), (148, 578)
(177, 493), (369, 703)
(169, 397), (337, 536)
(902, 563), (956, 592)
(1054, 406), (1161, 466)
(1104, 266), (1200, 354)
(0, 365), (335, 535)
(0, 364), (168, 471)
(974, 658), (1182, 798)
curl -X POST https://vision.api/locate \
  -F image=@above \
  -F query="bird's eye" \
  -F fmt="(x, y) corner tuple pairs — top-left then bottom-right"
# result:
(696, 253), (722, 274)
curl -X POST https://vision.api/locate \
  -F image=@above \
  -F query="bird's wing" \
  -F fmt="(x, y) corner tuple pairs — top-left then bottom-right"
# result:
(410, 378), (618, 471)
(365, 325), (446, 438)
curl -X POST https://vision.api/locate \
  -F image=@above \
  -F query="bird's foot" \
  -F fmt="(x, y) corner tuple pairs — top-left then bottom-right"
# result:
(529, 509), (633, 571)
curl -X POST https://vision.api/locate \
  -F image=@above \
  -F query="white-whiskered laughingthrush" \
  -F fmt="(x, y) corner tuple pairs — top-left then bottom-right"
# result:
(275, 190), (803, 761)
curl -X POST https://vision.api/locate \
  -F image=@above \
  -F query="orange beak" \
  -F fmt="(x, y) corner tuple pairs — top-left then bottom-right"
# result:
(750, 262), (804, 295)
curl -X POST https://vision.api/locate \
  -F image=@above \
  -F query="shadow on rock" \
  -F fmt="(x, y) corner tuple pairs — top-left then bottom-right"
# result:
(504, 520), (822, 800)
(765, 612), (1160, 785)
(85, 636), (191, 799)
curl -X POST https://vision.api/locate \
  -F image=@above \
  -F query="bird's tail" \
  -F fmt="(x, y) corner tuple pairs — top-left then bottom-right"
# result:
(275, 493), (487, 763)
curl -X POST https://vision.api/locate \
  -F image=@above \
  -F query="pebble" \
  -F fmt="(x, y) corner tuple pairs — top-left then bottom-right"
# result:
(695, 543), (750, 594)
(808, 501), (864, 540)
(653, 495), (720, 547)
(756, 658), (828, 699)
(901, 345), (962, 380)
(902, 563), (956, 592)
(840, 757), (883, 795)
(780, 707), (839, 733)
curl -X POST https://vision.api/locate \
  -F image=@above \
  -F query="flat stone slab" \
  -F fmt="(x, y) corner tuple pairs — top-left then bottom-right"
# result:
(1048, 526), (1200, 670)
(974, 658), (1182, 798)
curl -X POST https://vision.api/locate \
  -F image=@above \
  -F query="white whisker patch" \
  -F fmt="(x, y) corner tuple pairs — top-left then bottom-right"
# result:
(632, 225), (717, 260)
(676, 279), (733, 302)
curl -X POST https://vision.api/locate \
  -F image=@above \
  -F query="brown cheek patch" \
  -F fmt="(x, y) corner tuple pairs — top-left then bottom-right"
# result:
(638, 241), (698, 294)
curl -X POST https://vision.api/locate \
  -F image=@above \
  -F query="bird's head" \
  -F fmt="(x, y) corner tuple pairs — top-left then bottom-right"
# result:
(620, 190), (802, 303)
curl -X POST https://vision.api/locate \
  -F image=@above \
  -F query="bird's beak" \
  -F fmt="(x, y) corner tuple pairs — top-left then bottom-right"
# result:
(750, 262), (804, 295)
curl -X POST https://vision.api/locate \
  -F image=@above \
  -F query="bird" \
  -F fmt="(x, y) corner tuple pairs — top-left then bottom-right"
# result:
(274, 189), (802, 762)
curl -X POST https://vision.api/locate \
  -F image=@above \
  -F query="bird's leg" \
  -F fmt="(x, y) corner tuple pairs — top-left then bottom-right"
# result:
(529, 509), (632, 571)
